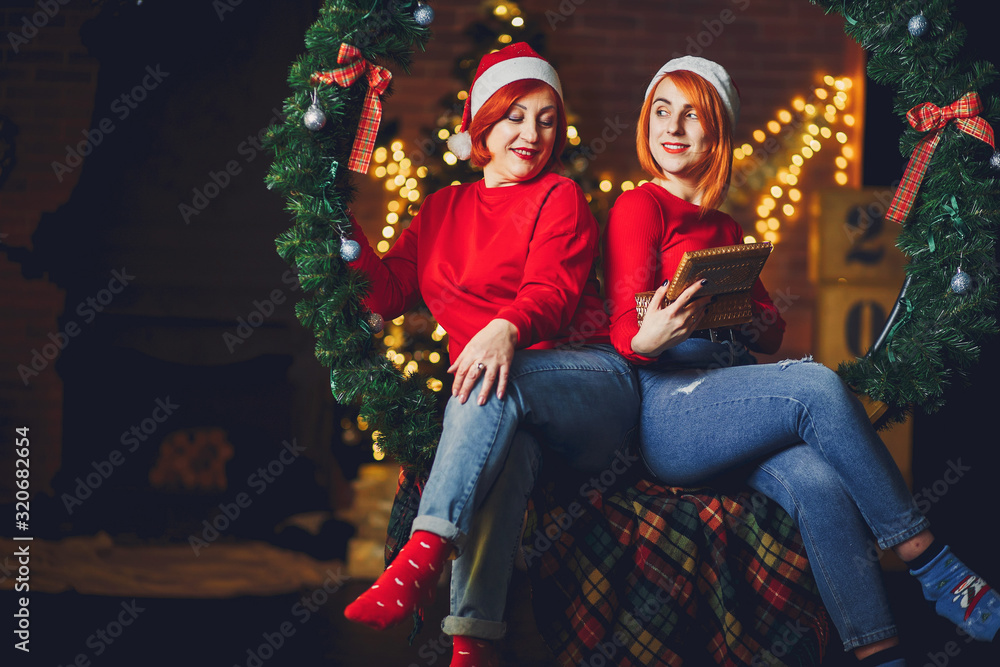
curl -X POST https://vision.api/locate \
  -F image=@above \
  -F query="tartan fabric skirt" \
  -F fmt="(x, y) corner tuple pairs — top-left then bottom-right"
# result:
(385, 464), (830, 666)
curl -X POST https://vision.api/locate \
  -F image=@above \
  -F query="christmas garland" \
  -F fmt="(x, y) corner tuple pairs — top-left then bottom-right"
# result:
(266, 0), (441, 471)
(811, 0), (999, 423)
(268, 0), (1000, 475)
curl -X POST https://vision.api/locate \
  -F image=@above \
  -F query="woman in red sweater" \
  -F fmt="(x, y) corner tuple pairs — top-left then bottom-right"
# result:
(603, 57), (998, 666)
(342, 44), (641, 666)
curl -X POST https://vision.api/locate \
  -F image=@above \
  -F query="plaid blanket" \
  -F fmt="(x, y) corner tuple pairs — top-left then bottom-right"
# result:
(385, 465), (830, 666)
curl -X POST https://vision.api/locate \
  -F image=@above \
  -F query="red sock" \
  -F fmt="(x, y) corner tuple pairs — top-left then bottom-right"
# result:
(451, 636), (499, 667)
(344, 530), (451, 630)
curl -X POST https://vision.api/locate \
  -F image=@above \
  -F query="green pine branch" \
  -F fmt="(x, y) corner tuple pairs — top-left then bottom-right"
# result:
(816, 0), (1000, 423)
(266, 0), (439, 471)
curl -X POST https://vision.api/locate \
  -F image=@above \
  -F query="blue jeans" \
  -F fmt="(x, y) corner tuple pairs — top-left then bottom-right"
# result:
(637, 339), (930, 651)
(412, 344), (639, 639)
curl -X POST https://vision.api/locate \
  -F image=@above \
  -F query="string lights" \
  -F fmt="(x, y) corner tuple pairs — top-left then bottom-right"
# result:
(738, 74), (855, 244)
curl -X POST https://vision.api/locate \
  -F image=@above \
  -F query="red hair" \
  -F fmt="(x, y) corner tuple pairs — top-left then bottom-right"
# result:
(468, 79), (567, 172)
(636, 70), (733, 214)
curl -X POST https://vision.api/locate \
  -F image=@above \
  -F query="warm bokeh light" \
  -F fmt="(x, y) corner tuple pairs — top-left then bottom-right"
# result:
(753, 129), (766, 142)
(599, 180), (612, 192)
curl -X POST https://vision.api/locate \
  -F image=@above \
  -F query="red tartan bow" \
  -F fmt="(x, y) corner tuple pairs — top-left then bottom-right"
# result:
(311, 43), (392, 174)
(885, 92), (995, 223)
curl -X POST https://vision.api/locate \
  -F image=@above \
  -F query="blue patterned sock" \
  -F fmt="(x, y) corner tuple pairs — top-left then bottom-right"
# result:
(910, 544), (1000, 641)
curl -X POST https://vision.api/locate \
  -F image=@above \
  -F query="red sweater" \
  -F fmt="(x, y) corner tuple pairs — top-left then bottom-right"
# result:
(350, 172), (611, 364)
(603, 182), (784, 364)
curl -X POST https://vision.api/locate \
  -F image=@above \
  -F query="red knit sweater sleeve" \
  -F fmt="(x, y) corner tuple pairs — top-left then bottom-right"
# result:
(494, 178), (599, 346)
(346, 211), (420, 320)
(603, 188), (662, 364)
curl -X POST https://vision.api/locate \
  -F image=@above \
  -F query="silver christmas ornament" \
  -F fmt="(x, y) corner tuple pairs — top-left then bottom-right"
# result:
(414, 2), (434, 26)
(949, 267), (972, 295)
(303, 103), (327, 131)
(908, 14), (928, 37)
(990, 150), (1000, 171)
(367, 312), (384, 334)
(340, 239), (361, 262)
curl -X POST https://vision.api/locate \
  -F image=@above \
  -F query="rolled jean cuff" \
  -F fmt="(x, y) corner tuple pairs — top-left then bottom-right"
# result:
(841, 625), (899, 652)
(875, 515), (931, 551)
(411, 515), (465, 552)
(441, 614), (507, 640)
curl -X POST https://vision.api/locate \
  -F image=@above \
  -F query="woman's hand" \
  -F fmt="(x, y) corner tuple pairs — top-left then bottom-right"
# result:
(448, 318), (518, 405)
(630, 280), (712, 357)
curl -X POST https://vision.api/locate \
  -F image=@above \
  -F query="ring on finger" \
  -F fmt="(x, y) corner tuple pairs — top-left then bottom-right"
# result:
(477, 362), (486, 371)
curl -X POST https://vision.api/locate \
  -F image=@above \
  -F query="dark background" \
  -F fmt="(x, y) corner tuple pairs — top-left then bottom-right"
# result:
(2, 0), (1000, 665)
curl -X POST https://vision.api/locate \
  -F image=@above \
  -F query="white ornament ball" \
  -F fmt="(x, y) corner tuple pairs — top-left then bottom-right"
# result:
(367, 312), (384, 334)
(908, 14), (928, 37)
(340, 239), (361, 262)
(414, 2), (434, 26)
(303, 103), (327, 131)
(990, 151), (1000, 171)
(949, 268), (972, 295)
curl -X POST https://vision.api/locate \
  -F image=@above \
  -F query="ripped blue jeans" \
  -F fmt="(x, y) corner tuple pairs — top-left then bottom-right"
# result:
(637, 338), (929, 651)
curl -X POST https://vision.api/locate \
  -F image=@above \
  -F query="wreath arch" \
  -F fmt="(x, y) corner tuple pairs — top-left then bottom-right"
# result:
(266, 0), (999, 471)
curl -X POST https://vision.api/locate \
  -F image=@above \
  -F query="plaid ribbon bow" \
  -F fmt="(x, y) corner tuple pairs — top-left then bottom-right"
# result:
(886, 92), (995, 223)
(311, 43), (392, 174)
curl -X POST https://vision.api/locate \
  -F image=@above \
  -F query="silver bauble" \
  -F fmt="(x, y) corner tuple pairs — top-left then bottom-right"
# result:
(990, 151), (1000, 171)
(340, 239), (361, 262)
(367, 312), (384, 334)
(908, 14), (928, 37)
(949, 268), (972, 295)
(414, 2), (434, 26)
(303, 103), (327, 131)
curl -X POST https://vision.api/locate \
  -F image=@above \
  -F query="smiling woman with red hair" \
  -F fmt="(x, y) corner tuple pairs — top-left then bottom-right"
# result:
(340, 43), (640, 667)
(603, 56), (1000, 666)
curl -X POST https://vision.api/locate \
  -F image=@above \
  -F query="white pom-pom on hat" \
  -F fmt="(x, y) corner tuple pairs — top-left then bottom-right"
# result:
(447, 132), (472, 161)
(450, 43), (562, 161)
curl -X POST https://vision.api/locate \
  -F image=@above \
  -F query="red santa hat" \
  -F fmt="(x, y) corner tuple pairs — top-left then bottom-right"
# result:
(447, 42), (563, 160)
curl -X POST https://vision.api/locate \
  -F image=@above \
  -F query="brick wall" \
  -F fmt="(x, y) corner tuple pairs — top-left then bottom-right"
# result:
(1, 0), (102, 495)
